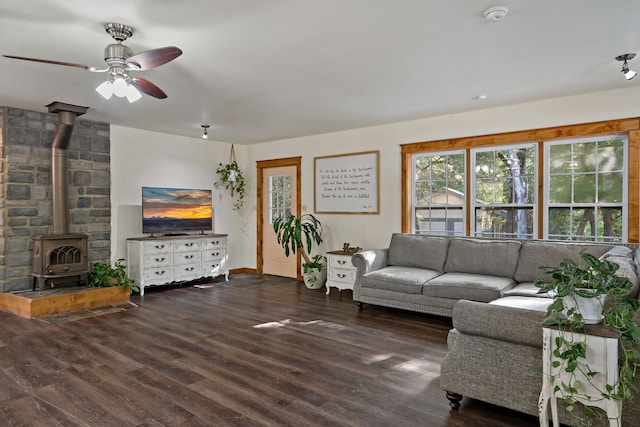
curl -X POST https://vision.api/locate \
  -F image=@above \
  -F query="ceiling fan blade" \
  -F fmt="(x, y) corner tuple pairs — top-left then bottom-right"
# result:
(126, 46), (182, 70)
(130, 77), (167, 99)
(2, 54), (102, 71)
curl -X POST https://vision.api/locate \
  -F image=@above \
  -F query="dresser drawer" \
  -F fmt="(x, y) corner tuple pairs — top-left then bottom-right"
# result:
(202, 259), (227, 276)
(174, 239), (201, 253)
(202, 237), (226, 250)
(174, 251), (201, 265)
(143, 240), (173, 255)
(203, 249), (226, 261)
(174, 263), (201, 281)
(329, 268), (356, 283)
(143, 253), (173, 268)
(329, 254), (355, 270)
(143, 266), (173, 283)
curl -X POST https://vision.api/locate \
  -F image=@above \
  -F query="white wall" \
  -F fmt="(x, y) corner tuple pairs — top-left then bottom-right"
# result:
(110, 126), (248, 268)
(111, 85), (640, 270)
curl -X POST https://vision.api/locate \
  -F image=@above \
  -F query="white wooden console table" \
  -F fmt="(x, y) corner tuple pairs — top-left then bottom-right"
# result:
(127, 234), (228, 296)
(539, 325), (621, 427)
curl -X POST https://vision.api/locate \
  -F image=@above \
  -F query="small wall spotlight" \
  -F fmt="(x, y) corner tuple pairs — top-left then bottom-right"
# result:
(615, 53), (637, 80)
(201, 125), (209, 140)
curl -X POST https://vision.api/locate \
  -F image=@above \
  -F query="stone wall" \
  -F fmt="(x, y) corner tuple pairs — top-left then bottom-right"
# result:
(0, 107), (111, 292)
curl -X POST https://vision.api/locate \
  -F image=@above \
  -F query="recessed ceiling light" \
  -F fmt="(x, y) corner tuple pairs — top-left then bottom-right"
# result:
(473, 95), (488, 100)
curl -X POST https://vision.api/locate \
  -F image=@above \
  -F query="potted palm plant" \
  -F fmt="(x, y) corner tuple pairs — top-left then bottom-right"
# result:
(535, 251), (640, 423)
(272, 213), (326, 289)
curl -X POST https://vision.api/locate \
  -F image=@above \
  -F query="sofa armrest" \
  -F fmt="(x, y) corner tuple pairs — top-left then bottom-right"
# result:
(452, 300), (547, 348)
(352, 249), (389, 279)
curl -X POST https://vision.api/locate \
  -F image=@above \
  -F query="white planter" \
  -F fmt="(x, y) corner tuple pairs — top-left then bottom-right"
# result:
(303, 267), (327, 290)
(564, 292), (607, 324)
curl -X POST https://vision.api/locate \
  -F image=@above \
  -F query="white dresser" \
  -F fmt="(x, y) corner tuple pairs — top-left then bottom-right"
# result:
(325, 250), (357, 295)
(127, 234), (228, 295)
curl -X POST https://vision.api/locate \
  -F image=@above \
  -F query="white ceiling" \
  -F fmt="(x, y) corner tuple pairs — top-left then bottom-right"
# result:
(1, 0), (639, 144)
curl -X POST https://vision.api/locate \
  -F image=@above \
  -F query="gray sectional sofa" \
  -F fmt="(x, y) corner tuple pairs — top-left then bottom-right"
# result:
(352, 233), (640, 426)
(352, 233), (619, 317)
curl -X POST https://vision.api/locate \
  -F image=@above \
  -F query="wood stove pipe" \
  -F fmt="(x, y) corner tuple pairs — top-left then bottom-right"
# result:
(46, 102), (89, 234)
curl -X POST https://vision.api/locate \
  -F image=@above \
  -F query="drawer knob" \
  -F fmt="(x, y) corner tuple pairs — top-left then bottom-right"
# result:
(186, 255), (193, 259)
(338, 260), (346, 265)
(155, 257), (165, 262)
(338, 274), (346, 278)
(186, 243), (193, 247)
(154, 244), (165, 249)
(155, 270), (165, 275)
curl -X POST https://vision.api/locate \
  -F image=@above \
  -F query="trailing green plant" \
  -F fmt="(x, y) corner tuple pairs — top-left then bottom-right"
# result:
(88, 259), (139, 295)
(214, 160), (245, 210)
(535, 251), (640, 424)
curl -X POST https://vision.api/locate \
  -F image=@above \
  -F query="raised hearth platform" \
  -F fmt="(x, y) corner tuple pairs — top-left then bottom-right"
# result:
(0, 286), (130, 319)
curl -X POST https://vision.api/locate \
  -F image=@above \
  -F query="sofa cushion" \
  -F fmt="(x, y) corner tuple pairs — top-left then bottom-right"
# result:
(387, 233), (450, 272)
(513, 241), (612, 284)
(489, 296), (553, 313)
(423, 272), (516, 302)
(503, 282), (554, 298)
(362, 266), (441, 294)
(443, 238), (521, 278)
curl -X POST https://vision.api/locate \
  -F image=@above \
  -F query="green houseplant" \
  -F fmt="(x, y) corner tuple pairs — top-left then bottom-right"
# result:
(535, 251), (640, 423)
(88, 259), (139, 295)
(273, 213), (326, 289)
(214, 160), (245, 210)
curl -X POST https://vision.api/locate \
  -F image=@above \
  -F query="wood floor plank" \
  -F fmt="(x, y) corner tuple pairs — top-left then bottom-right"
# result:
(0, 274), (539, 426)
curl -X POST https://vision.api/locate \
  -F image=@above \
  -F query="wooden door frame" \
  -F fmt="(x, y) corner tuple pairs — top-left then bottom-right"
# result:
(256, 157), (302, 277)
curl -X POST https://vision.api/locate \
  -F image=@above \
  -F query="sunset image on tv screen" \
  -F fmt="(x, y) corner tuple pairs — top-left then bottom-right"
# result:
(142, 187), (213, 234)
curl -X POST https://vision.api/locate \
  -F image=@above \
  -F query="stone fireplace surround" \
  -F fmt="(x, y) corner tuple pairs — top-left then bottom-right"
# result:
(0, 106), (111, 293)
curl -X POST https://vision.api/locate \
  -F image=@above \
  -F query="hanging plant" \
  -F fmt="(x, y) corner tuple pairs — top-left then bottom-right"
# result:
(214, 144), (245, 210)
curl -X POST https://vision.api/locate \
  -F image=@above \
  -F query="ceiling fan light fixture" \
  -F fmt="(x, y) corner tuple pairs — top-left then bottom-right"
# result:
(95, 80), (114, 100)
(125, 85), (142, 103)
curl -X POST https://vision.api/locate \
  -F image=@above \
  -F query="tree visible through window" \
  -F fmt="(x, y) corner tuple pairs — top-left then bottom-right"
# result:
(412, 151), (465, 235)
(472, 144), (536, 239)
(545, 136), (627, 242)
(269, 174), (292, 224)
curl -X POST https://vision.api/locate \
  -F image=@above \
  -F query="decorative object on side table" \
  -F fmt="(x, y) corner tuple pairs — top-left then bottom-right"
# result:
(535, 250), (640, 426)
(273, 213), (326, 289)
(88, 259), (139, 295)
(214, 144), (245, 210)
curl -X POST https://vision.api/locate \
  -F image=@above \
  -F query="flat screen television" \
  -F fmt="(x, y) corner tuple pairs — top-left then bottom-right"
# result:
(142, 187), (213, 235)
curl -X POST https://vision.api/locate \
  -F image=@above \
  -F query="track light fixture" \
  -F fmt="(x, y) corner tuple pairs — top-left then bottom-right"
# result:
(615, 53), (637, 80)
(201, 125), (209, 140)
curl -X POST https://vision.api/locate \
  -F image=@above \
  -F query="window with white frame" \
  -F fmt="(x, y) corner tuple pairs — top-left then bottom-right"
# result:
(269, 174), (293, 224)
(412, 151), (465, 236)
(472, 143), (537, 239)
(544, 135), (627, 242)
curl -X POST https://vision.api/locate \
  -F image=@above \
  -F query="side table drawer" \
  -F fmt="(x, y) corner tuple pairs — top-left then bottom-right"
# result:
(329, 268), (356, 284)
(329, 254), (355, 270)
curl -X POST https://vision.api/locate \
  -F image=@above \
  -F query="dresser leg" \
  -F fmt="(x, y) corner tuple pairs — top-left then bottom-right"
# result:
(355, 301), (363, 310)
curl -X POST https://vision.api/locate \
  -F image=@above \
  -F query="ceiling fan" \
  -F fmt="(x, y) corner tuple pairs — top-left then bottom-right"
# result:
(3, 23), (182, 102)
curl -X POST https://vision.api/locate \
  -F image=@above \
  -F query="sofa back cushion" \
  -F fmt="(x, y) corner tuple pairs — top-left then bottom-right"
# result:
(387, 233), (450, 272)
(443, 238), (521, 278)
(600, 246), (639, 299)
(514, 241), (612, 284)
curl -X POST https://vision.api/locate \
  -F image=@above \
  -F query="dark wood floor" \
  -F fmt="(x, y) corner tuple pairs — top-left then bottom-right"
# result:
(0, 274), (540, 426)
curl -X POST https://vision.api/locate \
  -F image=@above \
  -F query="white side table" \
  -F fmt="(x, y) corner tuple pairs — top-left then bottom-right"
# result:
(325, 250), (357, 295)
(539, 325), (621, 427)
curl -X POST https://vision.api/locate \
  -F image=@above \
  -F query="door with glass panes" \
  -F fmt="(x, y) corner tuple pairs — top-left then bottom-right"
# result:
(262, 165), (297, 278)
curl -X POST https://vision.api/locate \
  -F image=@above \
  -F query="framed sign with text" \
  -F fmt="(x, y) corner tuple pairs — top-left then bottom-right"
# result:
(314, 150), (380, 214)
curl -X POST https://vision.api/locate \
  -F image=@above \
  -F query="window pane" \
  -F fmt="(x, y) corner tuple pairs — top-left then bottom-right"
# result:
(549, 145), (572, 173)
(598, 208), (623, 242)
(573, 142), (597, 173)
(474, 207), (533, 239)
(598, 173), (623, 203)
(269, 174), (292, 223)
(573, 174), (596, 203)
